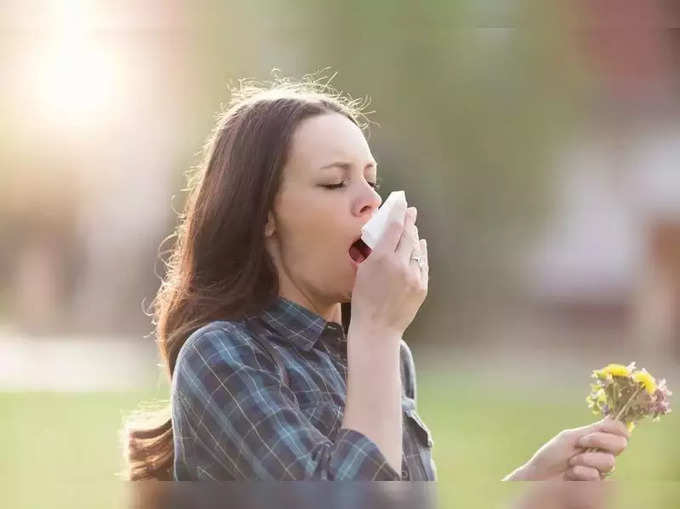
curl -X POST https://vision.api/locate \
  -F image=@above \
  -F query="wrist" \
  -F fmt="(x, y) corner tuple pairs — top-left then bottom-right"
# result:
(502, 462), (537, 481)
(345, 326), (401, 394)
(348, 321), (402, 346)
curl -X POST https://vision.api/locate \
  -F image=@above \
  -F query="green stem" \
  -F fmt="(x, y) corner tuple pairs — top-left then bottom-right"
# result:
(614, 385), (643, 421)
(585, 384), (643, 455)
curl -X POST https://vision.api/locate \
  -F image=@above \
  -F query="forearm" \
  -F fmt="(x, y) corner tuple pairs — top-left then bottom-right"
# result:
(342, 324), (403, 475)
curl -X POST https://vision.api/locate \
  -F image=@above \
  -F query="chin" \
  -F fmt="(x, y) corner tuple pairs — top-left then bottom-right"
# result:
(332, 269), (355, 303)
(333, 287), (352, 304)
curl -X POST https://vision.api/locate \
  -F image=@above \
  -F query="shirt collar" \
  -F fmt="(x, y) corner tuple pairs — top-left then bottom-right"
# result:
(258, 295), (345, 352)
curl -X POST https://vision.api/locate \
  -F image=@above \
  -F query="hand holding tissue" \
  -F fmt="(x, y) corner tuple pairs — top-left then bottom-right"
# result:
(360, 191), (407, 250)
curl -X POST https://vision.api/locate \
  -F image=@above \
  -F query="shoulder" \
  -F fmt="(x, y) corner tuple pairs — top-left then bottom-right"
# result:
(173, 319), (261, 379)
(177, 319), (246, 357)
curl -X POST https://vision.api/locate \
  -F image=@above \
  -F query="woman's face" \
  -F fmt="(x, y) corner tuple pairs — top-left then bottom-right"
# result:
(265, 112), (382, 311)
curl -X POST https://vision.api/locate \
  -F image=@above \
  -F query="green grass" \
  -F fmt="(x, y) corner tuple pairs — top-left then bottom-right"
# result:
(0, 387), (166, 508)
(1, 369), (678, 508)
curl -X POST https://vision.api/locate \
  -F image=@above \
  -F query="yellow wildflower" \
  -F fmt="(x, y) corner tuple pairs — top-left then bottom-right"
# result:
(626, 421), (636, 433)
(633, 369), (657, 395)
(595, 363), (631, 378)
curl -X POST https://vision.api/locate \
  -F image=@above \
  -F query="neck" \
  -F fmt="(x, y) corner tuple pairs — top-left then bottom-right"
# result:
(277, 282), (342, 325)
(266, 236), (343, 325)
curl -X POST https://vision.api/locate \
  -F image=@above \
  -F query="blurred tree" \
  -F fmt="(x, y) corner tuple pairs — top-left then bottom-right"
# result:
(1, 0), (600, 340)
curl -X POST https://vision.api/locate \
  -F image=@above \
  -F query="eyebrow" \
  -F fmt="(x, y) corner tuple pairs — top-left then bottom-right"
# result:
(319, 161), (377, 171)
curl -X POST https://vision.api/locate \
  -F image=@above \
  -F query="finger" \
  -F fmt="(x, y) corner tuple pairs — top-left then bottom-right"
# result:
(574, 417), (630, 440)
(595, 416), (631, 439)
(395, 207), (419, 262)
(578, 432), (628, 456)
(373, 197), (407, 254)
(564, 465), (601, 481)
(419, 238), (429, 287)
(569, 452), (616, 474)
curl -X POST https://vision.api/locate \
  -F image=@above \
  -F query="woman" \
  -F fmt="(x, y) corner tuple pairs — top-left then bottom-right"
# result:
(123, 78), (630, 481)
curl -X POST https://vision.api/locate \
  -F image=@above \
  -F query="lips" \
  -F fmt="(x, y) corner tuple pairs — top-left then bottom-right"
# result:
(349, 237), (372, 264)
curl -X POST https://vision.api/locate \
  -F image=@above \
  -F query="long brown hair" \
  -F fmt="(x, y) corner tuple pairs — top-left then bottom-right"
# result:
(120, 73), (372, 480)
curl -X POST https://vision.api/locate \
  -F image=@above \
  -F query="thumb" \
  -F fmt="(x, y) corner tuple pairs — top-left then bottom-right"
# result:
(573, 416), (630, 440)
(561, 418), (607, 445)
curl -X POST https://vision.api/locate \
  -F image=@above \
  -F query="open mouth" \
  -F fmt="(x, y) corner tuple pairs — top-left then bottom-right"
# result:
(349, 237), (372, 264)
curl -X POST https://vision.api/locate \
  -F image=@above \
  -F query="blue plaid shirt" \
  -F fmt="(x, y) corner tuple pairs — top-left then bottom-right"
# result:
(171, 295), (437, 481)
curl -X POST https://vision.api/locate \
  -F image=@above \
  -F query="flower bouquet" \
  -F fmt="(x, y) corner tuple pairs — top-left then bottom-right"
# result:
(585, 362), (672, 459)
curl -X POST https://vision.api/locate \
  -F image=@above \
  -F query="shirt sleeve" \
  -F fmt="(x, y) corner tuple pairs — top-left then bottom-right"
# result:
(172, 325), (401, 480)
(399, 339), (417, 400)
(399, 338), (438, 481)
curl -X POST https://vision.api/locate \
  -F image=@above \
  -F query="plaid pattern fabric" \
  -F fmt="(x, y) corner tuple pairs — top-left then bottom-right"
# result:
(171, 295), (437, 481)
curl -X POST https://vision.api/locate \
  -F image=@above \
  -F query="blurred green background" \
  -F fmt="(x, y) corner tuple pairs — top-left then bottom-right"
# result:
(2, 366), (679, 507)
(2, 0), (679, 507)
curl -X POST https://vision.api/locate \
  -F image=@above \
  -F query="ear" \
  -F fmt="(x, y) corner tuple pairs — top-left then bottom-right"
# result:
(264, 210), (276, 238)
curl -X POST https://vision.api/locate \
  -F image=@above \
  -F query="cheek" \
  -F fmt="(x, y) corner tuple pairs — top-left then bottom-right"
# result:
(281, 189), (334, 227)
(292, 207), (343, 244)
(278, 189), (347, 260)
(278, 215), (331, 265)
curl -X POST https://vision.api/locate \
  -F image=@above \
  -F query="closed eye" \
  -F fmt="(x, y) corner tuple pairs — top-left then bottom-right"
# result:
(322, 179), (381, 191)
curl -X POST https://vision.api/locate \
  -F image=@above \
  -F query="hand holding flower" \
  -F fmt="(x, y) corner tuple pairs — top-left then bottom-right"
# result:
(504, 361), (671, 481)
(503, 416), (629, 481)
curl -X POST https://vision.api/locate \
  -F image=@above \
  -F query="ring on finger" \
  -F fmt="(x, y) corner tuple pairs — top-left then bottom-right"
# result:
(410, 254), (425, 268)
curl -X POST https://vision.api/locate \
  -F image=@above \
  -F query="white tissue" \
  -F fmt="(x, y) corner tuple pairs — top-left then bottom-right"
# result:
(360, 190), (407, 249)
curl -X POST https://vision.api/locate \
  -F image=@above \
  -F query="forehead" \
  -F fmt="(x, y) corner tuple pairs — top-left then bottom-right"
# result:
(286, 113), (374, 172)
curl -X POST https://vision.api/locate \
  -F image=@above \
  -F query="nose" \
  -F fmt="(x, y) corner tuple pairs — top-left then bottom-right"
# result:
(353, 184), (382, 219)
